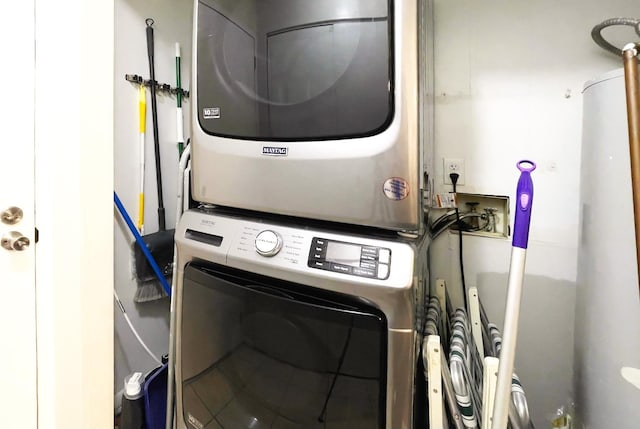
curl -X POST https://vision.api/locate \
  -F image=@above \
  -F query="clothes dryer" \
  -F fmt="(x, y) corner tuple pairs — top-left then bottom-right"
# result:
(191, 0), (434, 232)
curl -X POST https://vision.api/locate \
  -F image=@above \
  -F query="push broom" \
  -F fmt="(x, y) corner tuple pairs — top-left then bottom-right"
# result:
(133, 18), (175, 301)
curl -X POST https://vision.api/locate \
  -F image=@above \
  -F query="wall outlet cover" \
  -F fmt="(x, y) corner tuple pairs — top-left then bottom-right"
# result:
(444, 158), (465, 185)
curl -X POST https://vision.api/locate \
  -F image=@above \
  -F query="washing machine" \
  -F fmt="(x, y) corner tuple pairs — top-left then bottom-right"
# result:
(172, 207), (429, 429)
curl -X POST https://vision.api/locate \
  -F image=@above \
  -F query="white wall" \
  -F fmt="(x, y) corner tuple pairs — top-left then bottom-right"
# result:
(432, 0), (639, 426)
(114, 0), (193, 405)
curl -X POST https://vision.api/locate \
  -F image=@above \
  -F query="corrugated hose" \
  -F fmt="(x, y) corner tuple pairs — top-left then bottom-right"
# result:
(591, 17), (640, 56)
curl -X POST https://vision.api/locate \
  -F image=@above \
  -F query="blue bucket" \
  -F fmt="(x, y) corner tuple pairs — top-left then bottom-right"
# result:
(143, 364), (168, 429)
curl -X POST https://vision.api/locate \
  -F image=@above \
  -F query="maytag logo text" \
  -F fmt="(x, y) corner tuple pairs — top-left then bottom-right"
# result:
(262, 146), (288, 156)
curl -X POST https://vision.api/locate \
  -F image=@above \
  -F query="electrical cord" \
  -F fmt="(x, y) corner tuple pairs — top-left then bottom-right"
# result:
(450, 173), (469, 313)
(591, 17), (640, 57)
(430, 212), (488, 240)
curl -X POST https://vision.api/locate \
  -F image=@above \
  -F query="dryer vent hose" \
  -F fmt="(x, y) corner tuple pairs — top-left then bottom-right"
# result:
(591, 17), (640, 56)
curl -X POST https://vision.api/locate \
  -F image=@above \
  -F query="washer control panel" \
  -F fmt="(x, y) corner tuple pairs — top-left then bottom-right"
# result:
(308, 237), (391, 280)
(177, 209), (416, 287)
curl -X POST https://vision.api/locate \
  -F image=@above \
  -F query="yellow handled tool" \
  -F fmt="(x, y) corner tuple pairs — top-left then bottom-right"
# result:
(138, 85), (146, 234)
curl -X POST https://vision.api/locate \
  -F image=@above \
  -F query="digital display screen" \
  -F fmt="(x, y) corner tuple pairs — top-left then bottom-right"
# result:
(326, 242), (362, 267)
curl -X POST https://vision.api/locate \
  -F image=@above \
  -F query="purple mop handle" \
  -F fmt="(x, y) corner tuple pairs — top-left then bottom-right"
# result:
(491, 160), (537, 429)
(513, 160), (536, 249)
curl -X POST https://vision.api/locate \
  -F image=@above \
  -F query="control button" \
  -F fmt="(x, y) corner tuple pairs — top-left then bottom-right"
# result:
(378, 249), (391, 264)
(361, 247), (378, 256)
(331, 264), (352, 274)
(314, 238), (326, 246)
(255, 230), (283, 257)
(312, 253), (323, 259)
(377, 264), (389, 279)
(313, 246), (326, 258)
(361, 254), (376, 262)
(353, 268), (376, 277)
(310, 260), (330, 269)
(360, 261), (376, 270)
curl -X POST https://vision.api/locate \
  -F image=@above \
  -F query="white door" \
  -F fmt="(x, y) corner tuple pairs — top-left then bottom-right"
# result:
(0, 0), (38, 427)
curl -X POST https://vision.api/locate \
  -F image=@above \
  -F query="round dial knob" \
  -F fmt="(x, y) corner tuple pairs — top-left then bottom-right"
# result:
(255, 230), (283, 257)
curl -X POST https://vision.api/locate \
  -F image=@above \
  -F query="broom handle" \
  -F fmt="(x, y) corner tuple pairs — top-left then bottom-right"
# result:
(146, 18), (166, 231)
(623, 43), (640, 292)
(175, 43), (185, 158)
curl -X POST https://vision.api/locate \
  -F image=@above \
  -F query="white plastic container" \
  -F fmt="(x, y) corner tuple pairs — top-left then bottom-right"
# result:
(120, 372), (145, 429)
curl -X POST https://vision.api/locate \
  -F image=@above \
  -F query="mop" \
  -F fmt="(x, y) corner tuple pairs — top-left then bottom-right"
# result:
(490, 160), (536, 429)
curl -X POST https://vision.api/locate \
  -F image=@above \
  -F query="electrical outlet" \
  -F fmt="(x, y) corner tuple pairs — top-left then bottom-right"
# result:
(444, 158), (465, 185)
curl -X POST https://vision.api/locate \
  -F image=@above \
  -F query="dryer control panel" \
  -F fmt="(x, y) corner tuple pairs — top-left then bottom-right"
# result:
(308, 237), (391, 280)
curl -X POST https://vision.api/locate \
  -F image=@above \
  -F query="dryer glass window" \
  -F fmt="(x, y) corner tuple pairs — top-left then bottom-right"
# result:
(196, 0), (393, 140)
(179, 263), (387, 429)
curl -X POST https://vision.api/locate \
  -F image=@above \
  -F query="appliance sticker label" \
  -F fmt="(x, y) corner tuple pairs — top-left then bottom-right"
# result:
(203, 107), (220, 119)
(435, 193), (458, 208)
(187, 413), (204, 429)
(383, 177), (409, 201)
(262, 146), (288, 156)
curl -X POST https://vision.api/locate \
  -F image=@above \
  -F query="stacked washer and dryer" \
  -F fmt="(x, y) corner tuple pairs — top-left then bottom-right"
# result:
(171, 1), (435, 428)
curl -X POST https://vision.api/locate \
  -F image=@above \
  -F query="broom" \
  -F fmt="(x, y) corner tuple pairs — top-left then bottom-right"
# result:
(133, 18), (174, 302)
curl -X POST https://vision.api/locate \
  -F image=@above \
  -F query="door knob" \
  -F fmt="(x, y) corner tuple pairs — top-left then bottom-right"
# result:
(1, 207), (23, 225)
(1, 231), (30, 251)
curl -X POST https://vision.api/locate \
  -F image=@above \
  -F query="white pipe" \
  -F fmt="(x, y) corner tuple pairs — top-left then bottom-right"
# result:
(176, 108), (184, 143)
(491, 247), (527, 429)
(166, 144), (191, 429)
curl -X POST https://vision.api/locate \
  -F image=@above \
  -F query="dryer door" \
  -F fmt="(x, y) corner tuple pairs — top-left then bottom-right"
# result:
(178, 262), (387, 429)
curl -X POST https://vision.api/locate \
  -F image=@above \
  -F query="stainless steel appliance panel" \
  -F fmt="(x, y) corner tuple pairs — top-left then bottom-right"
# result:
(191, 0), (428, 232)
(173, 210), (427, 429)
